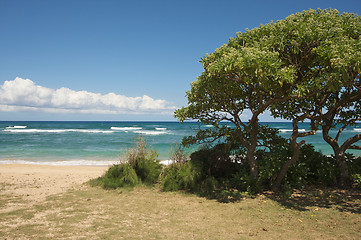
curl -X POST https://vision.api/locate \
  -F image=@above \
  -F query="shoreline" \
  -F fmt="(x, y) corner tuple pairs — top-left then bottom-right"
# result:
(0, 159), (174, 166)
(0, 159), (120, 167)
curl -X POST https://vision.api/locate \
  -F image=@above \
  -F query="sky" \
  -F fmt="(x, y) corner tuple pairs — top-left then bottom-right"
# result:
(1, 0), (361, 121)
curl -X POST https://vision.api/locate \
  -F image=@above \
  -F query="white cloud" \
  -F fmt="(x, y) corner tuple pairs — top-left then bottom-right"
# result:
(0, 77), (176, 115)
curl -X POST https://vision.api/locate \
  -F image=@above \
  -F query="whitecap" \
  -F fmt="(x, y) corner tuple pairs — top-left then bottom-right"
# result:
(354, 128), (361, 132)
(160, 160), (174, 165)
(4, 129), (114, 134)
(134, 130), (170, 135)
(155, 127), (167, 131)
(5, 125), (27, 129)
(279, 129), (306, 133)
(279, 129), (293, 132)
(110, 127), (142, 131)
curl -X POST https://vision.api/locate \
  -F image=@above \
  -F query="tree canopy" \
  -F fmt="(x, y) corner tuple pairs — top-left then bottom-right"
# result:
(175, 8), (361, 189)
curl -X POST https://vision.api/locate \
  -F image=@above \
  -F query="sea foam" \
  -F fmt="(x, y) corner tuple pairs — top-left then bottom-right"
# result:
(279, 129), (306, 133)
(134, 130), (170, 135)
(0, 159), (174, 166)
(110, 127), (142, 131)
(4, 129), (114, 134)
(5, 126), (27, 129)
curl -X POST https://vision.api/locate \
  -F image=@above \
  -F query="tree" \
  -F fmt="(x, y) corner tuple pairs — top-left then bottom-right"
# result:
(175, 45), (295, 179)
(320, 91), (361, 187)
(315, 14), (361, 187)
(176, 8), (361, 189)
(269, 9), (361, 189)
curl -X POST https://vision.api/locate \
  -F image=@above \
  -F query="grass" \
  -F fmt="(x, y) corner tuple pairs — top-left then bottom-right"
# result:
(0, 184), (360, 239)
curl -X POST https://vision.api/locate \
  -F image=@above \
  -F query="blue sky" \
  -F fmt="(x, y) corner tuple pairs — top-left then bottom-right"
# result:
(1, 0), (361, 121)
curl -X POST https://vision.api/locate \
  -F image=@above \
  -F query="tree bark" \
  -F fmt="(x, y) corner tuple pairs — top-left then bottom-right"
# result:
(322, 121), (353, 188)
(272, 136), (304, 192)
(334, 152), (351, 188)
(247, 120), (259, 180)
(247, 145), (258, 179)
(272, 116), (316, 192)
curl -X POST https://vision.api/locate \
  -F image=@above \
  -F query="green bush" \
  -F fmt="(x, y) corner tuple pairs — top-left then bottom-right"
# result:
(161, 161), (202, 192)
(351, 174), (361, 189)
(90, 163), (139, 189)
(347, 154), (361, 188)
(255, 143), (338, 191)
(226, 142), (339, 193)
(230, 166), (262, 194)
(126, 137), (162, 185)
(90, 137), (162, 190)
(189, 144), (240, 179)
(295, 144), (337, 186)
(161, 164), (180, 191)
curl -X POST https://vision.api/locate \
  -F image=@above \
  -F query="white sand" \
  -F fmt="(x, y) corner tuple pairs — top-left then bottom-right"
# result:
(0, 164), (107, 202)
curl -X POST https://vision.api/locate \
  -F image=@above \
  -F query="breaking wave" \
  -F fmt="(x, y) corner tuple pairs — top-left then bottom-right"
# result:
(4, 129), (114, 134)
(279, 129), (306, 133)
(5, 126), (27, 129)
(110, 127), (142, 131)
(134, 130), (171, 135)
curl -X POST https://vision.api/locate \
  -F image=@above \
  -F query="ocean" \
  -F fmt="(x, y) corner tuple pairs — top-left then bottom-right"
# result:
(1, 121), (360, 166)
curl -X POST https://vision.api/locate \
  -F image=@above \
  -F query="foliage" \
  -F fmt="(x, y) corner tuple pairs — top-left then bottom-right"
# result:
(170, 143), (189, 163)
(90, 163), (139, 189)
(346, 154), (361, 188)
(175, 8), (361, 189)
(184, 137), (340, 195)
(161, 161), (202, 192)
(297, 145), (338, 186)
(125, 136), (162, 185)
(188, 143), (241, 179)
(91, 137), (161, 189)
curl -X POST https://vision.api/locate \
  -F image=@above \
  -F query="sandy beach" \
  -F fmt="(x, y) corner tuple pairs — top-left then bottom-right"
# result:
(1, 164), (360, 239)
(0, 164), (107, 202)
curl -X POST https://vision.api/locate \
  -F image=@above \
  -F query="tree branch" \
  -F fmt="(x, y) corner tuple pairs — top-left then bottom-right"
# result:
(341, 133), (361, 152)
(349, 145), (361, 150)
(335, 124), (348, 142)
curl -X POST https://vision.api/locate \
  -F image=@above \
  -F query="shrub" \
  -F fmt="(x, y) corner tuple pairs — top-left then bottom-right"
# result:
(189, 143), (240, 179)
(170, 144), (189, 163)
(296, 144), (338, 186)
(161, 161), (202, 192)
(346, 154), (361, 188)
(227, 142), (339, 193)
(230, 166), (262, 193)
(90, 163), (139, 189)
(125, 136), (162, 185)
(351, 174), (361, 189)
(90, 137), (161, 190)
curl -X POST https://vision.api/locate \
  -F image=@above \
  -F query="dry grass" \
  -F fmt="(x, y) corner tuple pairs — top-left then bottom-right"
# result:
(1, 183), (360, 240)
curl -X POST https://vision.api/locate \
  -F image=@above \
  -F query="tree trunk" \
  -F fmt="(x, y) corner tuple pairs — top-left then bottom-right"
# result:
(272, 117), (312, 192)
(322, 122), (351, 188)
(247, 148), (258, 179)
(335, 152), (351, 188)
(247, 121), (259, 180)
(272, 139), (302, 192)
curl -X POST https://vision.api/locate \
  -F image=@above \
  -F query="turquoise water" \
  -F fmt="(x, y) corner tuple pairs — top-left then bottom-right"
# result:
(0, 121), (360, 165)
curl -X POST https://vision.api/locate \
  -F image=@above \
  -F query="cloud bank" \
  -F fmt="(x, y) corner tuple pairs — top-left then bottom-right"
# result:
(0, 77), (175, 115)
